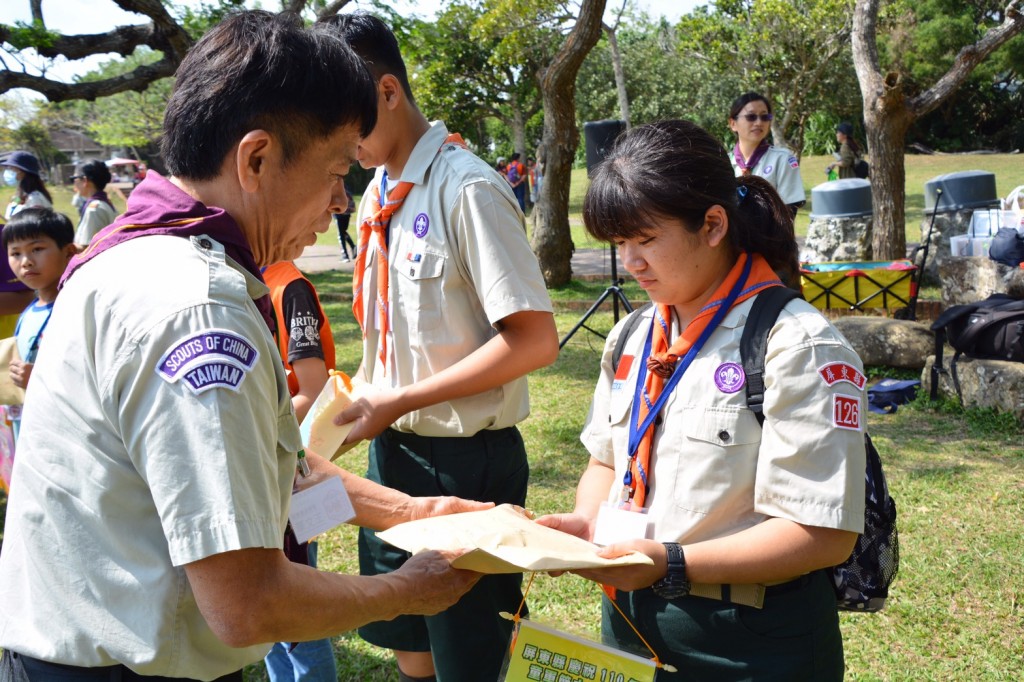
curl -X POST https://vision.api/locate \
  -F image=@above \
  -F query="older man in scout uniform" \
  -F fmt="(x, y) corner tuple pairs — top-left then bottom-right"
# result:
(0, 11), (481, 682)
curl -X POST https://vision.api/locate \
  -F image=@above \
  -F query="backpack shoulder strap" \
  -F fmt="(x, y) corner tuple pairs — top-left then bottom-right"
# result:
(741, 286), (801, 426)
(611, 302), (653, 373)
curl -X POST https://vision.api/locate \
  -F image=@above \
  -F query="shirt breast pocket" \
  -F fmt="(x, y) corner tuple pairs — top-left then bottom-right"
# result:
(395, 250), (445, 333)
(662, 406), (761, 516)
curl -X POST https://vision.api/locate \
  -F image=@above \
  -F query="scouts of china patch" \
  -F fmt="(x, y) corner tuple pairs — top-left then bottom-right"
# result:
(788, 155), (800, 168)
(833, 393), (862, 431)
(818, 362), (866, 390)
(156, 329), (259, 395)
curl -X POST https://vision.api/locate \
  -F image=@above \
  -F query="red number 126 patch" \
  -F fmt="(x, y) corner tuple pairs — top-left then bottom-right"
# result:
(833, 394), (861, 431)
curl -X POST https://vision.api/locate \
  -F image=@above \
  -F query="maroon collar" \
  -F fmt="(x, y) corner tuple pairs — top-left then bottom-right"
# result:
(61, 171), (273, 330)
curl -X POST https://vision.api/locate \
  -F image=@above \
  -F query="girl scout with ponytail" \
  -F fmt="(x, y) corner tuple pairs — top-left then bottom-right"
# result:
(541, 119), (866, 680)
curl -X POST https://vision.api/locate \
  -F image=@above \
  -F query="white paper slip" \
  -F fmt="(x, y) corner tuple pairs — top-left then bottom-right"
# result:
(592, 501), (650, 547)
(289, 476), (355, 543)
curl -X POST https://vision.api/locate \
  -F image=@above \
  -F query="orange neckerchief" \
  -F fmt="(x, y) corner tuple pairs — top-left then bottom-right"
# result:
(626, 252), (782, 509)
(352, 133), (466, 374)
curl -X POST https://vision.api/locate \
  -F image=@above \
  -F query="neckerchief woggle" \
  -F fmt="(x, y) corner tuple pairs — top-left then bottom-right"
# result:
(733, 141), (770, 177)
(623, 254), (753, 499)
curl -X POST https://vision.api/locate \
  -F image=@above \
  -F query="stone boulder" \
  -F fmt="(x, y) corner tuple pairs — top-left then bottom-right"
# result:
(916, 208), (979, 285)
(832, 317), (934, 369)
(922, 355), (1024, 421)
(801, 215), (871, 263)
(938, 257), (1024, 306)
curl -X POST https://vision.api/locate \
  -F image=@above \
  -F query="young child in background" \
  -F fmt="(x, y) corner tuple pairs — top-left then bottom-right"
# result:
(3, 208), (76, 440)
(261, 259), (339, 682)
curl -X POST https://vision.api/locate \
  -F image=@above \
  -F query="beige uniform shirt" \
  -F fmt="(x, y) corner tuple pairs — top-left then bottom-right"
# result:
(0, 235), (300, 679)
(355, 121), (552, 437)
(731, 145), (806, 206)
(74, 197), (119, 246)
(581, 295), (866, 544)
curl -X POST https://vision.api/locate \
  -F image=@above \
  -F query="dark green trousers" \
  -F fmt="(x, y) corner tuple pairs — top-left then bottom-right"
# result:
(602, 570), (844, 681)
(358, 427), (530, 682)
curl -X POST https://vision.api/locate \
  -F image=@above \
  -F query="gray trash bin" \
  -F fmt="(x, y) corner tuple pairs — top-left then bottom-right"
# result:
(809, 178), (872, 219)
(924, 170), (998, 213)
(803, 179), (873, 262)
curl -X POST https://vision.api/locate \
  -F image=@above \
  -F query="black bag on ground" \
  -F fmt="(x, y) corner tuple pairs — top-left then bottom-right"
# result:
(930, 294), (1024, 362)
(612, 288), (899, 611)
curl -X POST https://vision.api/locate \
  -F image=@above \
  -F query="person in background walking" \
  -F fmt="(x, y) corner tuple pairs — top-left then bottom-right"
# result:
(70, 160), (118, 247)
(335, 184), (357, 262)
(826, 122), (863, 180)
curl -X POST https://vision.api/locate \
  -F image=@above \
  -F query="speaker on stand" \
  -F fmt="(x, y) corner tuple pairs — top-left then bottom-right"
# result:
(560, 119), (634, 349)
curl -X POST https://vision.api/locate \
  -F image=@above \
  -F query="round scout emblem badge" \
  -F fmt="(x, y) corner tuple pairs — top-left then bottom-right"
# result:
(762, 164), (774, 175)
(413, 213), (430, 238)
(714, 362), (745, 393)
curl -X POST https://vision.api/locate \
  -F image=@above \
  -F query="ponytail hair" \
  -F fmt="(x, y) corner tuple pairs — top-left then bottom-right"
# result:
(733, 174), (800, 287)
(583, 119), (798, 286)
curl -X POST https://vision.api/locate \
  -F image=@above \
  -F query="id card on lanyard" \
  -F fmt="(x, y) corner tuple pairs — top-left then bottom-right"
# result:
(593, 257), (752, 545)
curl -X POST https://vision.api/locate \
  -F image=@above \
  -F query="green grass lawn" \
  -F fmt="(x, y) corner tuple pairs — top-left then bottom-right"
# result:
(239, 274), (1024, 681)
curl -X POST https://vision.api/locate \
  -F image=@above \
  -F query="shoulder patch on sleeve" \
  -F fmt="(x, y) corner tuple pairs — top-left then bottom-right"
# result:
(788, 156), (800, 168)
(155, 329), (260, 394)
(832, 393), (862, 431)
(818, 362), (866, 390)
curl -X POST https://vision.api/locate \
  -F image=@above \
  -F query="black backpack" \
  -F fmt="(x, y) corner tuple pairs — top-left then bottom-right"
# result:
(854, 158), (870, 180)
(929, 293), (1024, 402)
(612, 287), (899, 611)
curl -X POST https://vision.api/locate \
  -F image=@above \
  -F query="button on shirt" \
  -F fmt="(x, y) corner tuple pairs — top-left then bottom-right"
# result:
(0, 234), (301, 679)
(581, 296), (866, 545)
(354, 121), (553, 437)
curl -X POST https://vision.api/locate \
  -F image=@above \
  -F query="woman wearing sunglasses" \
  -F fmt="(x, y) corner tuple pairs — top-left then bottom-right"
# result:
(728, 92), (806, 218)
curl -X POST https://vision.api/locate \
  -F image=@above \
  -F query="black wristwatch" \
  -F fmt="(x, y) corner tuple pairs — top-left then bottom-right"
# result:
(651, 542), (691, 599)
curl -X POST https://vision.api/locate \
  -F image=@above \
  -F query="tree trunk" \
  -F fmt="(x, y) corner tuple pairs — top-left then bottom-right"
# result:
(532, 0), (607, 288)
(864, 88), (913, 260)
(852, 0), (1024, 261)
(605, 24), (631, 130)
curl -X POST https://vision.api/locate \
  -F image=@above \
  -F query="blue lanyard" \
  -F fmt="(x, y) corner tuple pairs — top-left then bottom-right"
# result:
(15, 299), (55, 364)
(626, 255), (753, 463)
(379, 171), (391, 249)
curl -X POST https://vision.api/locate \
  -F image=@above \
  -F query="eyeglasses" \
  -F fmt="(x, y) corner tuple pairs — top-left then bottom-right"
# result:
(70, 175), (84, 181)
(738, 113), (773, 123)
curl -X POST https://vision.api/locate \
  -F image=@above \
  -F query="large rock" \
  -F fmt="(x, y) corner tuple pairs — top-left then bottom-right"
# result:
(938, 257), (1024, 306)
(832, 317), (934, 368)
(922, 355), (1024, 421)
(801, 215), (871, 263)
(916, 208), (978, 285)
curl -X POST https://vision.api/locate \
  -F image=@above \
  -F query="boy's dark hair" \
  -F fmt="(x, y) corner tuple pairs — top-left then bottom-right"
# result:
(3, 208), (75, 249)
(320, 13), (416, 104)
(161, 10), (378, 181)
(583, 119), (799, 285)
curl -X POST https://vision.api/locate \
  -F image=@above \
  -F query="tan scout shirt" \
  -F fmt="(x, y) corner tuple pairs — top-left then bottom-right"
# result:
(355, 121), (552, 437)
(0, 235), (300, 679)
(581, 295), (866, 545)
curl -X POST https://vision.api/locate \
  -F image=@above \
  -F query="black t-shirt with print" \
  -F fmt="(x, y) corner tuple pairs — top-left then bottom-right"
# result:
(281, 279), (325, 364)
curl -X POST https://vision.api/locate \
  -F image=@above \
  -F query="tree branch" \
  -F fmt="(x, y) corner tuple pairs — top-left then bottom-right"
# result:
(910, 0), (1024, 117)
(0, 53), (177, 100)
(0, 0), (192, 101)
